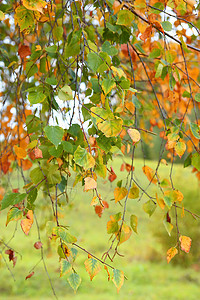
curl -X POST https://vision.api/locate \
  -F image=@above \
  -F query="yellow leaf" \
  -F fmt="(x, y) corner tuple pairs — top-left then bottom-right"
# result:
(22, 0), (47, 14)
(142, 165), (158, 184)
(14, 145), (27, 159)
(114, 187), (128, 203)
(84, 177), (97, 191)
(21, 210), (33, 235)
(167, 247), (178, 263)
(179, 236), (192, 253)
(127, 128), (141, 143)
(175, 141), (186, 158)
(128, 183), (139, 199)
(0, 10), (5, 21)
(90, 196), (98, 206)
(116, 223), (132, 245)
(161, 159), (168, 165)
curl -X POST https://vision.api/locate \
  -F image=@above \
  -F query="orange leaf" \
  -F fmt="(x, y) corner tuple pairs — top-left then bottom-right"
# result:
(14, 145), (27, 159)
(152, 20), (164, 33)
(84, 177), (97, 191)
(127, 128), (141, 143)
(167, 247), (178, 263)
(21, 159), (33, 171)
(104, 265), (110, 281)
(140, 25), (152, 41)
(21, 210), (33, 235)
(21, 219), (33, 235)
(125, 163), (134, 172)
(179, 236), (192, 253)
(156, 193), (165, 209)
(142, 166), (158, 184)
(95, 205), (103, 218)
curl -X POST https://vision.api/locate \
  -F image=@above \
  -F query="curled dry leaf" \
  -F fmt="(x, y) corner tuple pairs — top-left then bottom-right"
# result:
(5, 249), (17, 267)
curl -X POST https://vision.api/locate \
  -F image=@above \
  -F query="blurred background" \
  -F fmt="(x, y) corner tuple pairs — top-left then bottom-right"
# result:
(0, 154), (200, 300)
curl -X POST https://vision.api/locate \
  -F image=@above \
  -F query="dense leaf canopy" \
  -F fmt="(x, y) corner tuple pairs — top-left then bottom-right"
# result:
(0, 0), (200, 295)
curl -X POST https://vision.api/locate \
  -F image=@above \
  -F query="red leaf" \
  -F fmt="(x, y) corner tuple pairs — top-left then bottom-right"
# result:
(18, 44), (31, 59)
(34, 241), (43, 249)
(12, 188), (19, 193)
(108, 167), (117, 182)
(102, 200), (109, 209)
(25, 271), (34, 280)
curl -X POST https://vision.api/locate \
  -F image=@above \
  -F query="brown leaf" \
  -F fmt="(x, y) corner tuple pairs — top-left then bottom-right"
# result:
(5, 249), (17, 267)
(34, 241), (43, 249)
(18, 44), (31, 59)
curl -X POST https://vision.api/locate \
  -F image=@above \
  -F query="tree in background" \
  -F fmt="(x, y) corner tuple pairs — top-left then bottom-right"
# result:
(0, 0), (200, 294)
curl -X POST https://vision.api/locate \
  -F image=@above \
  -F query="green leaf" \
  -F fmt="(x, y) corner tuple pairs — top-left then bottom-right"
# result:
(84, 258), (101, 280)
(27, 188), (38, 210)
(47, 165), (61, 185)
(48, 144), (63, 158)
(98, 117), (123, 137)
(87, 53), (103, 72)
(62, 141), (74, 154)
(112, 269), (124, 293)
(6, 207), (23, 226)
(58, 85), (73, 101)
(191, 153), (200, 171)
(194, 93), (200, 102)
(190, 123), (200, 139)
(68, 273), (81, 293)
(117, 10), (134, 26)
(101, 79), (116, 95)
(60, 260), (72, 277)
(102, 41), (118, 56)
(1, 193), (26, 211)
(30, 167), (44, 185)
(182, 91), (191, 98)
(184, 154), (192, 168)
(143, 200), (156, 217)
(46, 45), (57, 54)
(161, 21), (172, 31)
(15, 6), (34, 32)
(54, 227), (77, 243)
(130, 214), (138, 234)
(163, 219), (173, 236)
(44, 126), (64, 148)
(155, 63), (163, 78)
(163, 195), (173, 209)
(28, 91), (46, 104)
(149, 48), (161, 59)
(74, 146), (95, 170)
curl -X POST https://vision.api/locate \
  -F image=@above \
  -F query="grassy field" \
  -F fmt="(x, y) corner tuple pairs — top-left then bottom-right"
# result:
(0, 158), (200, 299)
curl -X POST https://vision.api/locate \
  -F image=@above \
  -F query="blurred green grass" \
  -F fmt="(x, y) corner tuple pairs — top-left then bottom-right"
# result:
(0, 157), (200, 299)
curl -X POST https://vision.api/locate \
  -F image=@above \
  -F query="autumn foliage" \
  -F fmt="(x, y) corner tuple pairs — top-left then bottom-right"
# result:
(0, 0), (200, 295)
